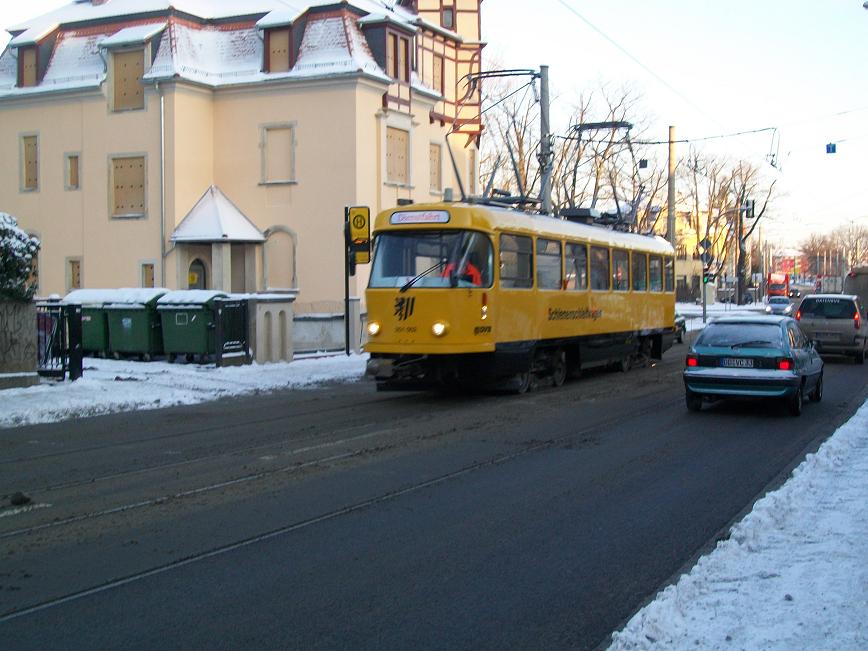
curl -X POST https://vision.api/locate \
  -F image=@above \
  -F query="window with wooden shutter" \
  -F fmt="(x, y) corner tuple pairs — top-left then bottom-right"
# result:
(261, 125), (296, 183)
(268, 29), (290, 72)
(387, 34), (397, 78)
(387, 127), (409, 184)
(113, 49), (144, 111)
(68, 259), (82, 291)
(141, 263), (155, 288)
(66, 154), (80, 190)
(429, 143), (441, 191)
(433, 54), (443, 94)
(19, 47), (37, 87)
(22, 135), (38, 191)
(398, 37), (408, 82)
(111, 156), (146, 217)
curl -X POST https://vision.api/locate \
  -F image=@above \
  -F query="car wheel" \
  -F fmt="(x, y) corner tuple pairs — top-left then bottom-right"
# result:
(676, 329), (684, 344)
(810, 374), (823, 402)
(686, 390), (702, 412)
(788, 385), (803, 417)
(856, 349), (865, 365)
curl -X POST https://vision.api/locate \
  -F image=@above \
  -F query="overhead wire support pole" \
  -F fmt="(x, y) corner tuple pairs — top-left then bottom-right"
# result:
(539, 65), (553, 214)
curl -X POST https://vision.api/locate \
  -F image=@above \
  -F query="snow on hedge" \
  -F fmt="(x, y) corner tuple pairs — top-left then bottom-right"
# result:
(0, 212), (40, 301)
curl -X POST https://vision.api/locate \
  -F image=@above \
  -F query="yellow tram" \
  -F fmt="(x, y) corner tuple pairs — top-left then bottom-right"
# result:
(364, 201), (676, 392)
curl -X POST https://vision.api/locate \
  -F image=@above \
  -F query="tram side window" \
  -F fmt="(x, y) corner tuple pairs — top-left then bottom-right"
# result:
(664, 256), (675, 292)
(612, 249), (629, 291)
(565, 242), (588, 290)
(500, 233), (533, 288)
(590, 246), (610, 291)
(536, 238), (562, 290)
(649, 255), (663, 292)
(632, 252), (647, 291)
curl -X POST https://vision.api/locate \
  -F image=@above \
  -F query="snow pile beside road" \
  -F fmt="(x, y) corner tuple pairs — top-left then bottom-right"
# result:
(608, 400), (868, 650)
(0, 355), (368, 428)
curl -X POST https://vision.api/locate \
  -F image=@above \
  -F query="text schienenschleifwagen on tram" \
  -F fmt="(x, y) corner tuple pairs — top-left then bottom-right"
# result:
(363, 201), (676, 392)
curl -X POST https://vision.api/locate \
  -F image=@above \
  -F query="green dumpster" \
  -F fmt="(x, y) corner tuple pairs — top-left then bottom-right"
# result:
(104, 288), (168, 361)
(63, 289), (125, 357)
(157, 290), (228, 362)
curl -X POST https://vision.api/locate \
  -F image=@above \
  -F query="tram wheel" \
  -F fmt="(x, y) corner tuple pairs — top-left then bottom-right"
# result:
(551, 350), (567, 387)
(510, 371), (532, 395)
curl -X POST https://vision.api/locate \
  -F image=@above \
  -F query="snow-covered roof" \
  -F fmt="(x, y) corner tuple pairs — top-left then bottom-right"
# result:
(99, 23), (166, 48)
(0, 0), (446, 97)
(64, 287), (168, 305)
(10, 23), (60, 47)
(171, 185), (265, 243)
(156, 289), (227, 305)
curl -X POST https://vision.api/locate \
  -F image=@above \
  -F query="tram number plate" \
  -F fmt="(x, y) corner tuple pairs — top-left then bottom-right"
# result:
(721, 358), (753, 368)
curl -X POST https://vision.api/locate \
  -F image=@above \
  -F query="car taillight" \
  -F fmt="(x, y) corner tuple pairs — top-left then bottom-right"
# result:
(856, 312), (861, 330)
(777, 358), (794, 371)
(686, 354), (698, 367)
(795, 310), (801, 321)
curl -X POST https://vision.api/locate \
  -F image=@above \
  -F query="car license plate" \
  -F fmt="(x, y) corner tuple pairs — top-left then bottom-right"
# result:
(721, 358), (753, 368)
(815, 332), (837, 341)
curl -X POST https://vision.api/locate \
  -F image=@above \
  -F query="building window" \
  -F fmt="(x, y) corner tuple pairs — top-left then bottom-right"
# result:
(267, 28), (290, 73)
(387, 33), (410, 82)
(18, 46), (37, 87)
(432, 54), (443, 94)
(261, 124), (296, 184)
(590, 246), (610, 291)
(612, 249), (630, 291)
(21, 135), (38, 191)
(141, 263), (155, 288)
(429, 143), (442, 191)
(65, 153), (80, 190)
(113, 49), (144, 111)
(468, 148), (477, 195)
(536, 238), (562, 290)
(67, 258), (82, 291)
(110, 156), (146, 218)
(441, 7), (455, 30)
(386, 127), (409, 185)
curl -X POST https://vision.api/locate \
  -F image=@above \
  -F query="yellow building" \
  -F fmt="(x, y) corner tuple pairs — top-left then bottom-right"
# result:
(0, 0), (483, 309)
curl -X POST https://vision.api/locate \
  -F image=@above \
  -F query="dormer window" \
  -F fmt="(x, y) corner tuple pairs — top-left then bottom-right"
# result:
(112, 49), (145, 111)
(386, 32), (410, 83)
(17, 46), (38, 87)
(441, 6), (455, 30)
(266, 28), (291, 73)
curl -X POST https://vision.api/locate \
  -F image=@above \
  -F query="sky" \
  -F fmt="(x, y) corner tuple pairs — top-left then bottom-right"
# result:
(1, 325), (867, 649)
(2, 0), (867, 250)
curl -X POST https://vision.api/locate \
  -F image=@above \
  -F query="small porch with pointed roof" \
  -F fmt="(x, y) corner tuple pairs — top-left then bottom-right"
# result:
(171, 185), (265, 293)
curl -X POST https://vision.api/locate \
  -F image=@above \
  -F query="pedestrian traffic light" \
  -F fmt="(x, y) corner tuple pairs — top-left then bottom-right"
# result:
(703, 268), (716, 284)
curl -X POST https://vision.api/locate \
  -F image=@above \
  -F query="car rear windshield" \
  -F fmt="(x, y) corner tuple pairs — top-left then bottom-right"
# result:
(696, 323), (783, 348)
(769, 297), (789, 304)
(799, 297), (856, 319)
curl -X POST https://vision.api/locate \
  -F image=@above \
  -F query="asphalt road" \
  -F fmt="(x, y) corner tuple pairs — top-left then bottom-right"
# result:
(1, 340), (866, 650)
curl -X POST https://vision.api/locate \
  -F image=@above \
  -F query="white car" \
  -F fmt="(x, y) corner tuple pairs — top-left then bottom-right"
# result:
(765, 296), (794, 316)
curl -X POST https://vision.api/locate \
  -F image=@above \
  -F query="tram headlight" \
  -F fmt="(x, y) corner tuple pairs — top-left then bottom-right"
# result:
(431, 321), (448, 337)
(367, 321), (381, 337)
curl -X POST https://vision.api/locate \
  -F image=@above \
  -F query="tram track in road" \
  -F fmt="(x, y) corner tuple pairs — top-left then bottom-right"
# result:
(0, 384), (680, 546)
(0, 387), (682, 622)
(0, 388), (423, 467)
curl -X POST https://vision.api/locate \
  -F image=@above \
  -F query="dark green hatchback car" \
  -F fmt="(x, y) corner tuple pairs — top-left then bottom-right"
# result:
(683, 315), (824, 416)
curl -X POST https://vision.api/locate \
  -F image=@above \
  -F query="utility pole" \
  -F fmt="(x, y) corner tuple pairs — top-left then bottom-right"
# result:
(539, 65), (553, 215)
(667, 126), (676, 247)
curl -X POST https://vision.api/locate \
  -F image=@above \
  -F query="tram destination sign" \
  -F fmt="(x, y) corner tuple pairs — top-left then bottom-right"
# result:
(390, 210), (450, 225)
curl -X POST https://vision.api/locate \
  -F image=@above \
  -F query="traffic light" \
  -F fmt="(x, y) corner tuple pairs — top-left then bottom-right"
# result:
(703, 268), (716, 284)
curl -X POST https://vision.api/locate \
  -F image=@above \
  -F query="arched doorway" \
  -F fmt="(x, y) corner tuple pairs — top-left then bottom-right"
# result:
(188, 259), (207, 289)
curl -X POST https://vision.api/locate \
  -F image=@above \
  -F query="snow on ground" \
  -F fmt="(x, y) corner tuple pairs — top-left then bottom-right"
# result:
(2, 312), (866, 650)
(0, 353), (367, 428)
(608, 399), (868, 650)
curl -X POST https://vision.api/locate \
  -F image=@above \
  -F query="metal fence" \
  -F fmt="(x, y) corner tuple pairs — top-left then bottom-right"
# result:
(36, 302), (83, 380)
(214, 299), (250, 367)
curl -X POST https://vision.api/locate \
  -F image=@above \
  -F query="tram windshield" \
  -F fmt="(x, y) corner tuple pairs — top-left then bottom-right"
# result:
(369, 230), (494, 289)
